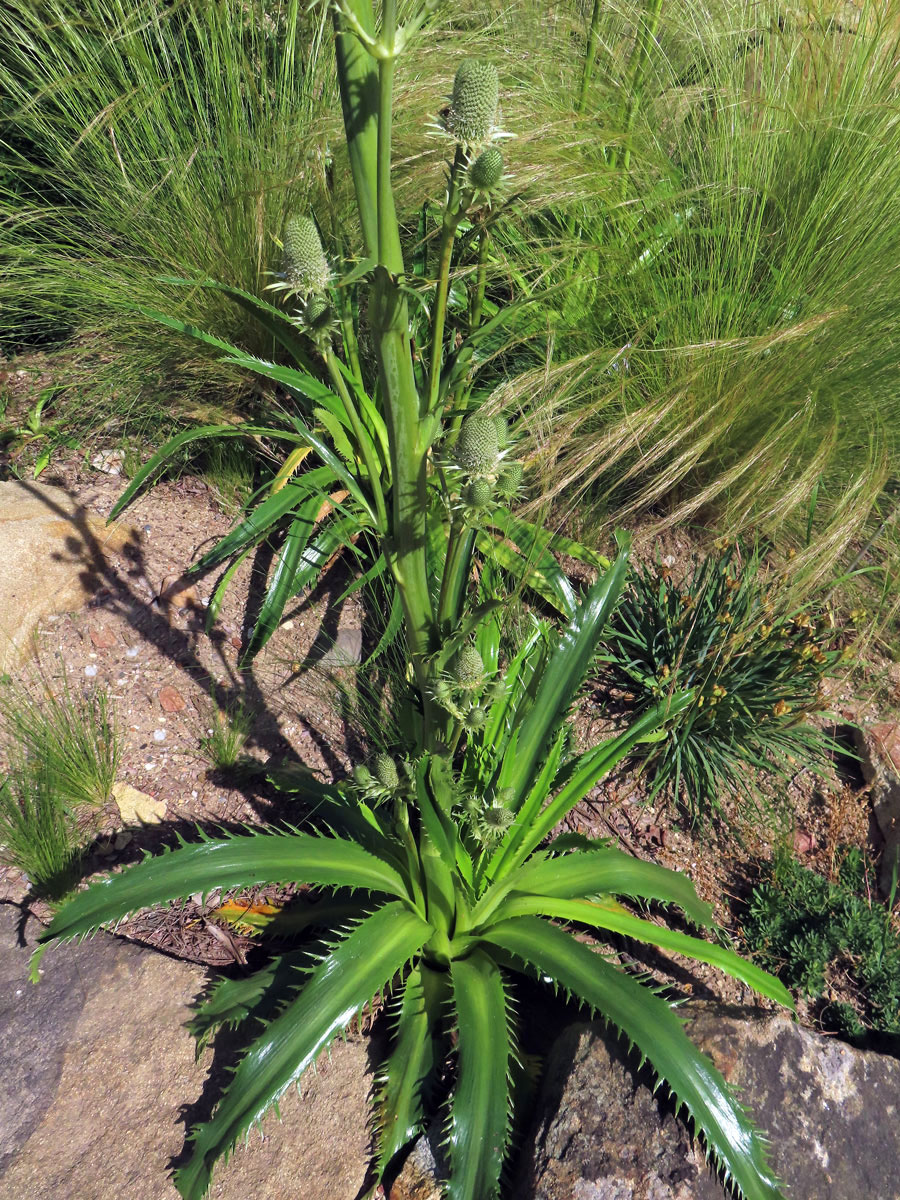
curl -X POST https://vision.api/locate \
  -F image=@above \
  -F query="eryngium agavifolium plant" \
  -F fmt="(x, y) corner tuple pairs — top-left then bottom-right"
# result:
(36, 6), (793, 1200)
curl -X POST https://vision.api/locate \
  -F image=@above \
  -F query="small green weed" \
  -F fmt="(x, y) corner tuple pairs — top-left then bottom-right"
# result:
(743, 848), (900, 1039)
(601, 541), (840, 825)
(201, 694), (254, 772)
(0, 676), (120, 809)
(0, 759), (84, 903)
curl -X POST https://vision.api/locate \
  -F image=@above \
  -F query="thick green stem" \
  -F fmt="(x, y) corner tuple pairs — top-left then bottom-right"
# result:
(437, 517), (476, 634)
(427, 147), (467, 414)
(577, 0), (603, 116)
(332, 2), (379, 257)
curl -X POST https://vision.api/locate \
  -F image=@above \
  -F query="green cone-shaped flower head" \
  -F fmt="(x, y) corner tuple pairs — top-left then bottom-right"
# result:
(451, 644), (485, 687)
(496, 461), (523, 499)
(449, 59), (499, 146)
(455, 415), (500, 476)
(463, 477), (494, 509)
(469, 147), (504, 192)
(373, 752), (400, 790)
(282, 214), (329, 294)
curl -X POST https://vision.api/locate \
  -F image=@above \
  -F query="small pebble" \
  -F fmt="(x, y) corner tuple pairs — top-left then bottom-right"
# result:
(153, 729), (167, 742)
(143, 761), (155, 770)
(125, 647), (139, 658)
(191, 790), (198, 798)
(84, 665), (98, 678)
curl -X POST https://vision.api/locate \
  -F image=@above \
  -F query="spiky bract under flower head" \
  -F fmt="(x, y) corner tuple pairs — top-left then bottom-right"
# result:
(282, 214), (329, 295)
(455, 415), (501, 476)
(448, 59), (499, 148)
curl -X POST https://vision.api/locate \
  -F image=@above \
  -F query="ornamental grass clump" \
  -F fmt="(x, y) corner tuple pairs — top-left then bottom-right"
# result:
(37, 7), (793, 1200)
(601, 542), (840, 826)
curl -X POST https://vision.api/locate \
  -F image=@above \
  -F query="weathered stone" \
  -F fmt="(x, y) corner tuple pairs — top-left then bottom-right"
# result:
(314, 625), (364, 669)
(522, 1005), (900, 1200)
(0, 480), (140, 672)
(390, 1131), (445, 1200)
(158, 685), (187, 713)
(0, 909), (371, 1199)
(854, 721), (900, 890)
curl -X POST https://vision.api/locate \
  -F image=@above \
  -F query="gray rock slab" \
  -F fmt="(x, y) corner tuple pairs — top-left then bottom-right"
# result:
(0, 480), (140, 671)
(522, 1004), (900, 1200)
(0, 908), (371, 1199)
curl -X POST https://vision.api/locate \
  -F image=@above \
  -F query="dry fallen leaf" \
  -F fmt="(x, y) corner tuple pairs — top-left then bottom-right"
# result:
(112, 782), (167, 825)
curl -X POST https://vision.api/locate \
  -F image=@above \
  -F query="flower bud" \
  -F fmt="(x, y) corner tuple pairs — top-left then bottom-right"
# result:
(451, 644), (484, 687)
(282, 215), (329, 295)
(462, 477), (494, 509)
(469, 147), (504, 192)
(496, 462), (523, 499)
(448, 59), (499, 147)
(455, 415), (500, 476)
(372, 752), (400, 790)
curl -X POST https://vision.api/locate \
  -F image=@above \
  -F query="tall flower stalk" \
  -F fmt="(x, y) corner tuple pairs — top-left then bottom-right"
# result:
(35, 5), (793, 1199)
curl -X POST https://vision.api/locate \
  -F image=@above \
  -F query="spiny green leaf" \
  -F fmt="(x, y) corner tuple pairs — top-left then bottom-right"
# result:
(446, 950), (512, 1200)
(174, 903), (433, 1200)
(38, 828), (415, 949)
(484, 917), (786, 1200)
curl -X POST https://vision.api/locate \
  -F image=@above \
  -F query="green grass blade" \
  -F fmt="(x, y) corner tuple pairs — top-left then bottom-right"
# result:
(484, 917), (786, 1200)
(496, 896), (792, 1007)
(175, 902), (433, 1200)
(447, 950), (512, 1200)
(38, 828), (415, 950)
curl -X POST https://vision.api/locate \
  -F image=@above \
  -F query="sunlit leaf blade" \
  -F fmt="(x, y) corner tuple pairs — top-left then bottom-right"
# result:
(475, 530), (574, 617)
(109, 422), (290, 520)
(492, 692), (693, 876)
(188, 949), (310, 1050)
(475, 844), (712, 930)
(192, 468), (335, 571)
(495, 538), (631, 809)
(174, 903), (433, 1200)
(156, 276), (318, 371)
(484, 917), (786, 1200)
(241, 497), (324, 662)
(507, 847), (712, 926)
(205, 546), (252, 630)
(447, 950), (512, 1200)
(287, 516), (365, 598)
(483, 510), (579, 617)
(494, 896), (792, 1007)
(488, 509), (611, 570)
(37, 829), (414, 948)
(374, 963), (441, 1176)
